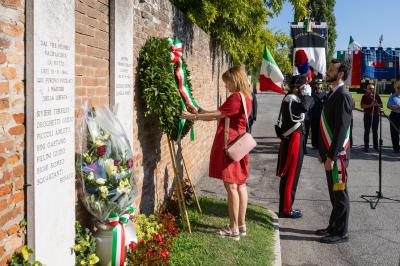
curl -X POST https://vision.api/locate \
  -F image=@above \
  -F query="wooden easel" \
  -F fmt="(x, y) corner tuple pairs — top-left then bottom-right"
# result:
(181, 155), (202, 214)
(166, 137), (203, 233)
(167, 137), (192, 233)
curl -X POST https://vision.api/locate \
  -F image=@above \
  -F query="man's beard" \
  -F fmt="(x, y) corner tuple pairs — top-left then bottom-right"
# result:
(326, 73), (339, 83)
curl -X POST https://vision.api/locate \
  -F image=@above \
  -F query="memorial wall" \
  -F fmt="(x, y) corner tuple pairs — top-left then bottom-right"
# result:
(0, 0), (231, 263)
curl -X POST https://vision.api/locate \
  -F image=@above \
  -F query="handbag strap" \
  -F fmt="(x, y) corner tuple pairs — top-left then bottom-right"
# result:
(224, 92), (249, 149)
(224, 116), (230, 150)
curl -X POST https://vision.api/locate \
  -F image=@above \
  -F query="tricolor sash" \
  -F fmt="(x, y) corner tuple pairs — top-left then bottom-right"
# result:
(108, 206), (136, 266)
(320, 110), (350, 191)
(166, 37), (199, 141)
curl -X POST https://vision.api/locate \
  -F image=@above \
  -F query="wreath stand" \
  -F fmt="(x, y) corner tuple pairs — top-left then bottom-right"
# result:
(167, 136), (203, 233)
(182, 153), (203, 214)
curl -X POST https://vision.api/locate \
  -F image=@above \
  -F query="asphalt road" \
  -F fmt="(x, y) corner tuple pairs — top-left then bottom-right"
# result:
(198, 92), (400, 266)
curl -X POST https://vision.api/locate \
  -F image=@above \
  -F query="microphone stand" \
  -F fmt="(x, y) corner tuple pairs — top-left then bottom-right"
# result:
(360, 106), (400, 209)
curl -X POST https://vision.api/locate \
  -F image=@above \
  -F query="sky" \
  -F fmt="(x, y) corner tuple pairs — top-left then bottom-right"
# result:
(267, 0), (400, 51)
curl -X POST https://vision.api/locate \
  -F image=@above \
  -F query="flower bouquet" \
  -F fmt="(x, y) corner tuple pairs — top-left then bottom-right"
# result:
(76, 105), (138, 265)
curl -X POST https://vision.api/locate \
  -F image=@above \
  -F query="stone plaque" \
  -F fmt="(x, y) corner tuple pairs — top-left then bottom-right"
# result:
(26, 1), (75, 264)
(110, 0), (134, 149)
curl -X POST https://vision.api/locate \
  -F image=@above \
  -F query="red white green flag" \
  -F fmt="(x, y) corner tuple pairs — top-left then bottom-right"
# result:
(304, 17), (312, 32)
(259, 46), (285, 94)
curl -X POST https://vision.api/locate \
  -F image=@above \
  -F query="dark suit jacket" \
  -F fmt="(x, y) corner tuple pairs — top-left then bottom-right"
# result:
(319, 85), (352, 162)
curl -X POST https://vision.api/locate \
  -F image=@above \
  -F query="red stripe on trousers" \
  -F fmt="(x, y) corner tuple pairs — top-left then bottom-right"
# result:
(282, 132), (301, 213)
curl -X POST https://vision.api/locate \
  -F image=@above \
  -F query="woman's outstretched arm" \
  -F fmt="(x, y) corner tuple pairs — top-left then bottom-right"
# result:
(180, 110), (225, 121)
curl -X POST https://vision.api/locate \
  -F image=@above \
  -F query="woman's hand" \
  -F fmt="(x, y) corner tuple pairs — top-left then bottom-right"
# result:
(324, 157), (334, 171)
(180, 111), (195, 120)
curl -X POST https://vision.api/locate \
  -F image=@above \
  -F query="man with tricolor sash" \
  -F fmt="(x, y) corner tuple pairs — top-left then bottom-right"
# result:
(316, 59), (352, 244)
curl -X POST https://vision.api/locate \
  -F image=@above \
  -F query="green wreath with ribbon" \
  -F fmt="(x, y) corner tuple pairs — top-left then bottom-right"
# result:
(138, 37), (199, 141)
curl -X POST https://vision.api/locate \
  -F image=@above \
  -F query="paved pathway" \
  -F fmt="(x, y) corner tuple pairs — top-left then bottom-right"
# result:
(198, 92), (400, 266)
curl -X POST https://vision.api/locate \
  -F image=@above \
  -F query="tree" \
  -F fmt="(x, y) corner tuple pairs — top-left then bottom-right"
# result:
(265, 0), (309, 21)
(248, 30), (293, 77)
(171, 0), (308, 72)
(295, 0), (337, 61)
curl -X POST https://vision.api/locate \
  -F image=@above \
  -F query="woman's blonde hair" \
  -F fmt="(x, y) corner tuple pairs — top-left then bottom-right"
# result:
(222, 66), (253, 100)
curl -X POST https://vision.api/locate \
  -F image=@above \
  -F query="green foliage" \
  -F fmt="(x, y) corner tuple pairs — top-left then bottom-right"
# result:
(138, 37), (193, 141)
(248, 30), (292, 77)
(265, 0), (309, 20)
(134, 214), (163, 242)
(8, 246), (44, 266)
(171, 0), (308, 72)
(169, 197), (276, 265)
(19, 219), (27, 228)
(127, 212), (179, 265)
(73, 221), (99, 266)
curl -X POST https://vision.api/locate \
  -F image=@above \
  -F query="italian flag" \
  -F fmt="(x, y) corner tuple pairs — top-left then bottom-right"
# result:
(259, 46), (285, 94)
(348, 35), (361, 51)
(304, 17), (312, 32)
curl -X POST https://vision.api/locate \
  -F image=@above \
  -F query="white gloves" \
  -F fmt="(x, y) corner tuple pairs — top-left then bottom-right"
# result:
(302, 84), (312, 96)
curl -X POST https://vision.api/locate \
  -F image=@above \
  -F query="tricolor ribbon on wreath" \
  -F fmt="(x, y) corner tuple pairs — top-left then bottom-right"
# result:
(166, 37), (199, 141)
(320, 110), (350, 191)
(108, 206), (136, 266)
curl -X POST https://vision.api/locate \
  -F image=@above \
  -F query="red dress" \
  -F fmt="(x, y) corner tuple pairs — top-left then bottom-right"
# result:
(209, 92), (252, 185)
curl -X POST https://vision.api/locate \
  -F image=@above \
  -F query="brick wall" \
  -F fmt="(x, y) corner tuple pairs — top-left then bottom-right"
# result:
(74, 0), (231, 215)
(0, 0), (26, 264)
(74, 0), (111, 226)
(75, 0), (110, 108)
(0, 0), (231, 261)
(131, 0), (231, 213)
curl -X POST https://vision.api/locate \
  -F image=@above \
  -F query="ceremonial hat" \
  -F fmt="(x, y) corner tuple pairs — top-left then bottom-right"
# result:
(289, 74), (307, 86)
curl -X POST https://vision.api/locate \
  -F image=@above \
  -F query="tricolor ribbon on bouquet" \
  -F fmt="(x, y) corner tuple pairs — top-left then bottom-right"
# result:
(166, 37), (199, 141)
(320, 110), (350, 191)
(108, 206), (136, 266)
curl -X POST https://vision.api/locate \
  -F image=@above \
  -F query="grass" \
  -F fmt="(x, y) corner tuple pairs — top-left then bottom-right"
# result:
(351, 92), (391, 115)
(169, 197), (276, 266)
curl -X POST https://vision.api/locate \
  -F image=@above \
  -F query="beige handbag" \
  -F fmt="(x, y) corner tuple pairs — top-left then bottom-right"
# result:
(224, 93), (257, 161)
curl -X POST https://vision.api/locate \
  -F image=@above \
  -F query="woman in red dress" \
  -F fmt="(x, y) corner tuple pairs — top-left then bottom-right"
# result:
(181, 66), (252, 240)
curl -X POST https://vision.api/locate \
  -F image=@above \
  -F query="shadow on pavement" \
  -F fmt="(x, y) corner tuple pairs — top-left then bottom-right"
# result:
(253, 136), (279, 140)
(304, 144), (400, 162)
(279, 234), (320, 242)
(279, 227), (317, 235)
(251, 141), (280, 155)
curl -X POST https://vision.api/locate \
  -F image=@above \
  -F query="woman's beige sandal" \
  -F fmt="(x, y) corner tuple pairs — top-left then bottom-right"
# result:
(238, 224), (247, 236)
(217, 224), (240, 241)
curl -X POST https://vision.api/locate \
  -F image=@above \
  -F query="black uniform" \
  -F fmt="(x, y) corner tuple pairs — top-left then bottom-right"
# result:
(303, 108), (312, 153)
(310, 90), (327, 148)
(318, 85), (352, 237)
(277, 93), (313, 215)
(249, 89), (258, 133)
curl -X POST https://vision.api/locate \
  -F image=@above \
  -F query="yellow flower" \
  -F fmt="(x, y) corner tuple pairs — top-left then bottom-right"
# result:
(86, 172), (94, 181)
(117, 179), (131, 194)
(99, 186), (109, 198)
(94, 139), (105, 147)
(83, 153), (92, 164)
(80, 259), (86, 265)
(100, 133), (110, 140)
(73, 244), (81, 252)
(104, 159), (117, 178)
(95, 178), (106, 185)
(89, 254), (100, 265)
